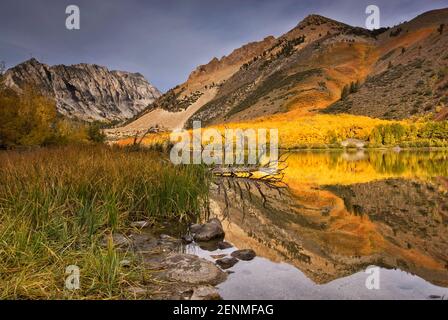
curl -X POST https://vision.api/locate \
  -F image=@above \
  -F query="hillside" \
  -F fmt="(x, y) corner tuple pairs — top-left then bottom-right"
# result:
(108, 8), (448, 139)
(105, 36), (277, 137)
(323, 9), (448, 119)
(4, 58), (161, 122)
(187, 14), (376, 127)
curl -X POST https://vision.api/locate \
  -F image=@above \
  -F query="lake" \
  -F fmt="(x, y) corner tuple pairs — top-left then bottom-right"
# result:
(187, 150), (448, 299)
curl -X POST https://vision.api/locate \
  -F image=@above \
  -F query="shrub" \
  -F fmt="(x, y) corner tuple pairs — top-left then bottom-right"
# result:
(390, 27), (402, 37)
(87, 122), (107, 143)
(341, 84), (350, 99)
(340, 81), (360, 100)
(0, 85), (58, 148)
(418, 121), (448, 140)
(0, 82), (104, 148)
(369, 123), (408, 146)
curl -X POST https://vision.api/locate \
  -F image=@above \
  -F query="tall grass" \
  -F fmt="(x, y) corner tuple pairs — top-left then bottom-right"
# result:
(0, 145), (210, 299)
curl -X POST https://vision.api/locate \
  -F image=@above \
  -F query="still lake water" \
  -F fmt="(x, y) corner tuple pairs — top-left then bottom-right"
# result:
(188, 150), (448, 299)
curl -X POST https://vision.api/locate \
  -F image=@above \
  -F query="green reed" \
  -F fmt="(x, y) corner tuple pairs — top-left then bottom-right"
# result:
(0, 145), (210, 299)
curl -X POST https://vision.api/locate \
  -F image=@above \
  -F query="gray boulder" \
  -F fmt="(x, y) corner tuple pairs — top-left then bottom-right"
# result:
(190, 218), (225, 242)
(216, 257), (239, 269)
(182, 234), (194, 244)
(217, 241), (233, 249)
(162, 254), (227, 285)
(231, 249), (256, 261)
(190, 286), (221, 300)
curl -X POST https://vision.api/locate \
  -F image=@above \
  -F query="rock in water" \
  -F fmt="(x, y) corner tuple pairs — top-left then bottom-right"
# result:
(191, 218), (225, 242)
(182, 234), (194, 244)
(210, 254), (228, 260)
(190, 286), (221, 300)
(162, 254), (227, 285)
(189, 224), (202, 234)
(159, 234), (176, 241)
(217, 241), (233, 249)
(216, 257), (238, 269)
(231, 249), (256, 261)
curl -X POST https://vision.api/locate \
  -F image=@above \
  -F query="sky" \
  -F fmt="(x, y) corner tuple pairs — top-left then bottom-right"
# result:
(1, 0), (447, 92)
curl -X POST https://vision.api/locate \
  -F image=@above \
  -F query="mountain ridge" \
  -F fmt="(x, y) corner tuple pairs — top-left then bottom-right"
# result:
(4, 58), (161, 122)
(92, 8), (448, 137)
(109, 10), (381, 136)
(324, 8), (448, 119)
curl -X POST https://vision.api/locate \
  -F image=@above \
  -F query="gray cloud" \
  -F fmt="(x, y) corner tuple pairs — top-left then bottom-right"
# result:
(1, 0), (447, 91)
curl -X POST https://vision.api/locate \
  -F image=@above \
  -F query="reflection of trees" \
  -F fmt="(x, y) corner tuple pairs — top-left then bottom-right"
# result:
(328, 151), (342, 169)
(212, 151), (448, 287)
(368, 151), (448, 176)
(368, 152), (406, 174)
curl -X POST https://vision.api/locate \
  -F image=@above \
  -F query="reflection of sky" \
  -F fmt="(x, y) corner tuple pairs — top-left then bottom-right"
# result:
(1, 0), (447, 91)
(179, 151), (448, 300)
(219, 259), (448, 300)
(186, 241), (448, 299)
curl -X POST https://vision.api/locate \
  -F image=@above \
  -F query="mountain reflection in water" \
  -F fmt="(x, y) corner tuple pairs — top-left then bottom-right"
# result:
(208, 150), (448, 299)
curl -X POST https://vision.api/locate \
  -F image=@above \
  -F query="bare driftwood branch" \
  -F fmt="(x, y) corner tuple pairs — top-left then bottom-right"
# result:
(209, 152), (290, 220)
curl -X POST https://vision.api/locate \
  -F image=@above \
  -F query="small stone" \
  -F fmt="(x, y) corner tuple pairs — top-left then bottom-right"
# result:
(216, 257), (238, 269)
(159, 234), (175, 240)
(127, 286), (147, 296)
(189, 224), (202, 233)
(182, 234), (194, 244)
(231, 249), (256, 261)
(190, 286), (221, 300)
(157, 234), (181, 247)
(217, 241), (233, 249)
(102, 233), (132, 248)
(130, 221), (150, 228)
(120, 259), (132, 268)
(191, 218), (225, 242)
(180, 288), (194, 295)
(210, 254), (227, 260)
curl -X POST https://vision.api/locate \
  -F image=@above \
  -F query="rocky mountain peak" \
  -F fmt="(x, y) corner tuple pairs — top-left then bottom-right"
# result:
(280, 13), (356, 44)
(4, 59), (161, 122)
(12, 58), (48, 74)
(187, 36), (277, 83)
(299, 14), (334, 26)
(296, 14), (352, 30)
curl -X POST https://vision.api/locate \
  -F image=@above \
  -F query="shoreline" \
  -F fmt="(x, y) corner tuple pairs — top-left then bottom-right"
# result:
(281, 146), (448, 152)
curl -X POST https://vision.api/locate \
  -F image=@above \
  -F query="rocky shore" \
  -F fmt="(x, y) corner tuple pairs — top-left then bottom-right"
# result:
(104, 218), (257, 300)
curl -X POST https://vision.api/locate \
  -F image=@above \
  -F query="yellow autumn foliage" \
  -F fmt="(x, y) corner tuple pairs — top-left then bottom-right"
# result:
(128, 114), (400, 149)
